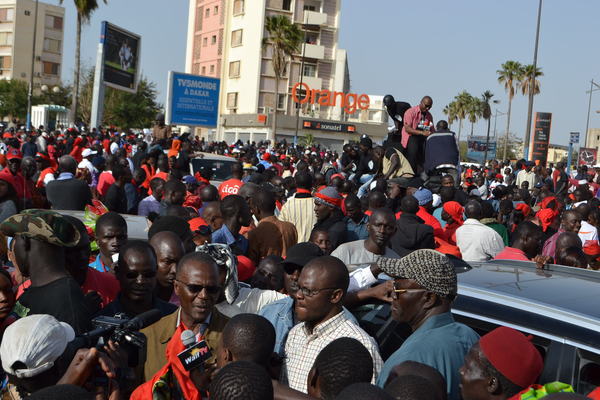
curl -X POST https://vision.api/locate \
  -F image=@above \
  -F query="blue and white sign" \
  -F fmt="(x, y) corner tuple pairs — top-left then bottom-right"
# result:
(166, 71), (220, 127)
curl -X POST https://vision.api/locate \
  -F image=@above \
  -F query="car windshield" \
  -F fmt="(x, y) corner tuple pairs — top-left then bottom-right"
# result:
(191, 158), (234, 181)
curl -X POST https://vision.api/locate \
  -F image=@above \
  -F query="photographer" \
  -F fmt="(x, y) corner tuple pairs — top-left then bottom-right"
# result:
(0, 314), (119, 399)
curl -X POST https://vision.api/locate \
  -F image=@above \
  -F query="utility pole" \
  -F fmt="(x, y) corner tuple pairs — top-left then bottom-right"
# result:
(293, 14), (308, 146)
(523, 0), (543, 160)
(584, 80), (600, 148)
(25, 0), (39, 132)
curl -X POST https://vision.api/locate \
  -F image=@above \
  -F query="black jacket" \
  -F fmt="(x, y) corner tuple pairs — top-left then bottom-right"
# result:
(313, 210), (347, 250)
(46, 178), (92, 211)
(389, 213), (435, 255)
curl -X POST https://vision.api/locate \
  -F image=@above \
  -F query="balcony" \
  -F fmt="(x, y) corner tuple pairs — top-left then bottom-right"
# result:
(301, 43), (324, 60)
(300, 75), (322, 89)
(303, 10), (327, 26)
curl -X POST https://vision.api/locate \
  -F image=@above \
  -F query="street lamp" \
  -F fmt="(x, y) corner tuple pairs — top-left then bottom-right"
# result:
(25, 0), (39, 132)
(523, 0), (543, 160)
(484, 99), (501, 165)
(584, 80), (600, 147)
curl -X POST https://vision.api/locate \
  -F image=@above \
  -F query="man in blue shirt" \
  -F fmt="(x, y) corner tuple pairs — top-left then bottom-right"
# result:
(376, 249), (479, 400)
(343, 194), (369, 242)
(211, 194), (252, 255)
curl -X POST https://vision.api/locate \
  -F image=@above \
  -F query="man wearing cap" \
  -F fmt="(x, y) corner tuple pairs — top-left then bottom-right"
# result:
(411, 188), (443, 236)
(0, 210), (92, 334)
(0, 148), (29, 206)
(313, 186), (347, 250)
(77, 147), (98, 177)
(460, 327), (544, 400)
(375, 249), (480, 400)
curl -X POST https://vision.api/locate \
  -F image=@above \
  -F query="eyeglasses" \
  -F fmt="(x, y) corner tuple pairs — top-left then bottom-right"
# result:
(125, 270), (157, 280)
(392, 281), (426, 299)
(175, 279), (221, 296)
(297, 286), (337, 297)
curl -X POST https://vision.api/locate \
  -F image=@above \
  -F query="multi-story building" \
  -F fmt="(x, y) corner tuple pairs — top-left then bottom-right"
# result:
(546, 144), (569, 164)
(0, 0), (65, 90)
(185, 0), (386, 150)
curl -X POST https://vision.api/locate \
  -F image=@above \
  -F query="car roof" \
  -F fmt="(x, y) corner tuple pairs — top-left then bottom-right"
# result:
(193, 152), (238, 162)
(57, 210), (149, 241)
(458, 260), (600, 330)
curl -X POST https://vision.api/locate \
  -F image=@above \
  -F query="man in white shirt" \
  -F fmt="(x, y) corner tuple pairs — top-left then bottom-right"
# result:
(515, 162), (537, 192)
(77, 148), (97, 176)
(282, 256), (383, 393)
(456, 201), (505, 262)
(575, 203), (598, 244)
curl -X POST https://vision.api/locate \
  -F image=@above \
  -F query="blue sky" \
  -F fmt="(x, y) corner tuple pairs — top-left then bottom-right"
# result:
(59, 0), (600, 147)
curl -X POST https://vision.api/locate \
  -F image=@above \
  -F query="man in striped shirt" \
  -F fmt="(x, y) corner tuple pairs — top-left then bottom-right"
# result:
(281, 256), (383, 393)
(279, 172), (318, 243)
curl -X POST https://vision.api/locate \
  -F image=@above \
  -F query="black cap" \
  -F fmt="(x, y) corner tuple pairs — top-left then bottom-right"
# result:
(282, 242), (323, 270)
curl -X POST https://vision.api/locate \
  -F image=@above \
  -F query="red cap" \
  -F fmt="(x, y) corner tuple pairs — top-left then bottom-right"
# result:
(515, 203), (532, 217)
(6, 148), (22, 160)
(188, 217), (209, 233)
(236, 255), (256, 282)
(479, 327), (543, 388)
(2, 132), (12, 139)
(495, 174), (503, 179)
(262, 153), (271, 161)
(279, 154), (287, 160)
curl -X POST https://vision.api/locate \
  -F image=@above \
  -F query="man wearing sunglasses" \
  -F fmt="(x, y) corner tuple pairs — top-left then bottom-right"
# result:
(141, 252), (229, 383)
(375, 249), (479, 400)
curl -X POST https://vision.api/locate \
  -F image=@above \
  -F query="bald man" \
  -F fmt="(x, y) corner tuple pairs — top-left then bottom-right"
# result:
(150, 231), (185, 303)
(456, 201), (504, 262)
(401, 96), (435, 173)
(282, 256), (383, 393)
(46, 155), (92, 210)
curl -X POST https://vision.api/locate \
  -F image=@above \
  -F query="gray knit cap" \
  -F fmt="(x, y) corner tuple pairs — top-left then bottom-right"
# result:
(378, 249), (457, 298)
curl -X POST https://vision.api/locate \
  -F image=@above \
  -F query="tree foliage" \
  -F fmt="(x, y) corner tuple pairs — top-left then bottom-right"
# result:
(0, 80), (29, 120)
(77, 66), (160, 129)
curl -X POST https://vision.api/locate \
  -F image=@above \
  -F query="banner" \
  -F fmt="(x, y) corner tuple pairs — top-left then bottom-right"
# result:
(101, 22), (141, 93)
(579, 148), (597, 166)
(531, 112), (552, 163)
(466, 136), (496, 164)
(166, 71), (220, 127)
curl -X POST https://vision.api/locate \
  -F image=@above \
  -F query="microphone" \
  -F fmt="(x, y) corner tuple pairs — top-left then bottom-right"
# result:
(177, 329), (212, 371)
(123, 309), (162, 331)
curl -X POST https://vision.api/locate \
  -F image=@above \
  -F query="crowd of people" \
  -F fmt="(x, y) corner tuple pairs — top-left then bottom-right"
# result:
(0, 111), (596, 400)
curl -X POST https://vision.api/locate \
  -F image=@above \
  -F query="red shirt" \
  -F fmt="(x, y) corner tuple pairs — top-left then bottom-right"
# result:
(396, 207), (443, 237)
(97, 171), (115, 196)
(218, 178), (244, 199)
(494, 246), (529, 261)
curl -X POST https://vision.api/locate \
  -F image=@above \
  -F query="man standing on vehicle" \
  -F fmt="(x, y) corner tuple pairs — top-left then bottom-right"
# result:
(424, 120), (460, 182)
(375, 249), (479, 400)
(402, 96), (435, 173)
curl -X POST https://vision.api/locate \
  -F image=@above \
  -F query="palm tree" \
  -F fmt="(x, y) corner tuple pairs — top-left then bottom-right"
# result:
(263, 15), (302, 143)
(443, 101), (458, 128)
(453, 91), (472, 143)
(481, 90), (494, 164)
(520, 64), (543, 148)
(466, 96), (483, 136)
(497, 60), (523, 160)
(60, 0), (107, 126)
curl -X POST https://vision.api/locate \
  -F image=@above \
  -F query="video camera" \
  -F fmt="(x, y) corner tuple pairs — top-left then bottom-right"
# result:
(72, 309), (162, 368)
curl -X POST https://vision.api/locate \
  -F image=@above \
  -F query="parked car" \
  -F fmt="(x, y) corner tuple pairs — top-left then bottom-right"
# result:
(360, 260), (600, 394)
(57, 210), (149, 241)
(189, 153), (238, 186)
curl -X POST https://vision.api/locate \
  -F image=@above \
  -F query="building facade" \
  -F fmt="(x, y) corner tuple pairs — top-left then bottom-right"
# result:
(185, 0), (386, 150)
(546, 144), (569, 164)
(0, 0), (65, 89)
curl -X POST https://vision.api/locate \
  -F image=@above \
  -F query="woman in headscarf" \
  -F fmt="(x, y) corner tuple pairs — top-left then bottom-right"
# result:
(441, 201), (464, 245)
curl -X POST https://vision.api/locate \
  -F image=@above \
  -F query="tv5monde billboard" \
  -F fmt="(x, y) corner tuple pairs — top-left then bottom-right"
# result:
(101, 22), (141, 93)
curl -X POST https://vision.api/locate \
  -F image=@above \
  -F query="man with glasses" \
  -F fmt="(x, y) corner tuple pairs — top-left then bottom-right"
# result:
(140, 252), (230, 382)
(375, 249), (479, 400)
(99, 240), (177, 319)
(281, 256), (383, 394)
(401, 96), (435, 174)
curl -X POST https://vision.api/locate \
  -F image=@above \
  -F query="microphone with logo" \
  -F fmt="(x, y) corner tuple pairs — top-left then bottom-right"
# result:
(178, 329), (212, 372)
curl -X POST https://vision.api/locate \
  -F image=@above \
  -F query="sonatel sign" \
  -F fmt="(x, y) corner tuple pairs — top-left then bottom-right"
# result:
(303, 120), (356, 133)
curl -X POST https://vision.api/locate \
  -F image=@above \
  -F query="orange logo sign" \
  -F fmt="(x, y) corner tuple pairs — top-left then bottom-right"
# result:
(292, 82), (370, 114)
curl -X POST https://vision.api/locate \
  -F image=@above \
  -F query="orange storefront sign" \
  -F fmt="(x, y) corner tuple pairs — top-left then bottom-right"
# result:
(291, 82), (370, 114)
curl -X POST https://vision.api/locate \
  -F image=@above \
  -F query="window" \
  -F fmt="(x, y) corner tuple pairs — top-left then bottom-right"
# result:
(228, 61), (240, 78)
(210, 64), (215, 74)
(304, 5), (316, 11)
(43, 38), (61, 53)
(277, 93), (286, 110)
(211, 35), (216, 45)
(227, 92), (238, 109)
(231, 29), (243, 47)
(303, 64), (317, 77)
(205, 7), (210, 17)
(43, 61), (59, 75)
(0, 8), (14, 22)
(282, 0), (292, 10)
(0, 32), (12, 46)
(214, 5), (218, 14)
(0, 56), (11, 71)
(45, 15), (63, 30)
(233, 0), (244, 15)
(201, 66), (206, 75)
(203, 37), (208, 46)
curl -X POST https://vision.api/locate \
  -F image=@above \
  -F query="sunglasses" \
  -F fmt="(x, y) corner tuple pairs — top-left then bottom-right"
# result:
(392, 281), (426, 299)
(125, 270), (157, 280)
(175, 279), (221, 296)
